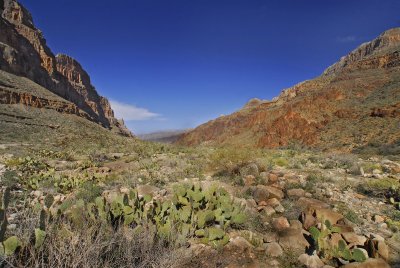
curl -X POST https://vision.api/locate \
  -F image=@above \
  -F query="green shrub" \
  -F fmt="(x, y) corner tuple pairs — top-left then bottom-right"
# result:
(361, 163), (381, 173)
(274, 157), (288, 167)
(358, 178), (400, 195)
(75, 181), (103, 203)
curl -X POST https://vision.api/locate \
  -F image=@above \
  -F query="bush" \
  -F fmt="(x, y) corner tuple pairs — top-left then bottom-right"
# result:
(75, 181), (103, 203)
(357, 178), (400, 197)
(361, 163), (381, 173)
(274, 157), (289, 167)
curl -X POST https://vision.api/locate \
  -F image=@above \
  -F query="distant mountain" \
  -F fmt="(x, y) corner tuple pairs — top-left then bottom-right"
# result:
(139, 130), (190, 143)
(0, 0), (132, 137)
(177, 28), (400, 150)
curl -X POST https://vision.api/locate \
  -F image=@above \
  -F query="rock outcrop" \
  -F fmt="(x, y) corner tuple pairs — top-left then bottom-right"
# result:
(177, 28), (400, 150)
(0, 0), (132, 136)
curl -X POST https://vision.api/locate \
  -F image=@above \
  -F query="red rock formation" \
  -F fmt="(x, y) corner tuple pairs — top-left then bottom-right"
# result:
(0, 0), (132, 136)
(55, 54), (117, 127)
(177, 28), (400, 149)
(0, 88), (91, 120)
(370, 103), (400, 118)
(2, 0), (56, 74)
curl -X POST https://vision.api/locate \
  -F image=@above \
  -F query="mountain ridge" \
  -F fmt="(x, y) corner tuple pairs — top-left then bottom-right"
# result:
(177, 28), (400, 150)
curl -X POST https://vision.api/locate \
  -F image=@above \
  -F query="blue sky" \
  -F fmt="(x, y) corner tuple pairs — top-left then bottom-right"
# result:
(19, 0), (400, 134)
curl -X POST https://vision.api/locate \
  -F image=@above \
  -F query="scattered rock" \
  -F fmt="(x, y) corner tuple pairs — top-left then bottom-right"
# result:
(272, 217), (290, 231)
(265, 198), (281, 207)
(314, 208), (344, 225)
(297, 197), (330, 210)
(265, 242), (283, 257)
(268, 173), (279, 184)
(305, 192), (313, 198)
(287, 188), (305, 198)
(244, 175), (256, 186)
(259, 172), (269, 184)
(120, 187), (130, 194)
(300, 210), (317, 230)
(264, 186), (284, 200)
(373, 215), (384, 223)
(278, 227), (309, 251)
(111, 153), (124, 159)
(274, 204), (285, 213)
(262, 206), (276, 217)
(263, 232), (278, 243)
(252, 186), (270, 204)
(228, 236), (253, 251)
(341, 258), (390, 268)
(298, 253), (324, 268)
(377, 223), (387, 229)
(240, 163), (259, 177)
(289, 219), (303, 229)
(137, 185), (160, 197)
(376, 241), (389, 260)
(372, 169), (382, 175)
(341, 232), (367, 246)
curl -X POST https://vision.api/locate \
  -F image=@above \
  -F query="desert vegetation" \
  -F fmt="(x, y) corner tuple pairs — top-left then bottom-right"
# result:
(0, 139), (399, 267)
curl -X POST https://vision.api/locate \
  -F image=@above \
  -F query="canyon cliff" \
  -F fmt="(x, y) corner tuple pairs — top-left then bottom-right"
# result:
(0, 0), (132, 136)
(177, 28), (400, 150)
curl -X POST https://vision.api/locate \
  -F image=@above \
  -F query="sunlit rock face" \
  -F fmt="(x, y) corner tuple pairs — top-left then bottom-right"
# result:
(177, 28), (400, 150)
(0, 0), (132, 136)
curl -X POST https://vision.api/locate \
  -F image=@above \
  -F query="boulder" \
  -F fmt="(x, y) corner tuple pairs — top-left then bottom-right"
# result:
(259, 172), (269, 184)
(289, 219), (303, 230)
(301, 211), (317, 230)
(137, 185), (160, 197)
(264, 185), (284, 200)
(268, 173), (279, 183)
(240, 163), (259, 177)
(297, 197), (330, 210)
(287, 188), (305, 198)
(272, 217), (290, 231)
(373, 215), (384, 224)
(377, 241), (389, 260)
(341, 232), (367, 246)
(298, 253), (324, 268)
(341, 258), (390, 268)
(278, 227), (309, 251)
(244, 175), (256, 186)
(265, 198), (281, 207)
(263, 232), (278, 243)
(314, 208), (344, 225)
(262, 206), (276, 217)
(366, 238), (390, 261)
(252, 186), (270, 204)
(265, 242), (283, 257)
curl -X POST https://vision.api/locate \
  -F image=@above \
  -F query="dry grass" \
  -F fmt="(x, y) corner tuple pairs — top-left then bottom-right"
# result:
(5, 208), (184, 268)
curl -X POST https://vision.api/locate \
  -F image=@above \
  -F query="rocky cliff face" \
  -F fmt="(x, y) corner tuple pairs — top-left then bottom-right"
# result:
(0, 0), (132, 136)
(177, 28), (400, 150)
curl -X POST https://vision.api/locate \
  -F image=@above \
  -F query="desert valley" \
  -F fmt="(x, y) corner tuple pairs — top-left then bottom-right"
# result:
(0, 0), (399, 267)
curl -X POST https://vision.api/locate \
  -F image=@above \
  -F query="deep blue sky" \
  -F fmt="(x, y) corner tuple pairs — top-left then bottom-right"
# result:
(19, 0), (400, 134)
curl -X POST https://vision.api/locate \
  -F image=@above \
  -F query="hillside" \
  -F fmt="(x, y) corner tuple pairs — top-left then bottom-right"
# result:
(0, 1), (400, 268)
(0, 0), (131, 137)
(177, 28), (400, 151)
(139, 129), (190, 143)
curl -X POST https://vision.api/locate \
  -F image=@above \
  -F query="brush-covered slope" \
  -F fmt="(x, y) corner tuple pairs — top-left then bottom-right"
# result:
(0, 70), (136, 153)
(177, 28), (400, 150)
(0, 0), (131, 136)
